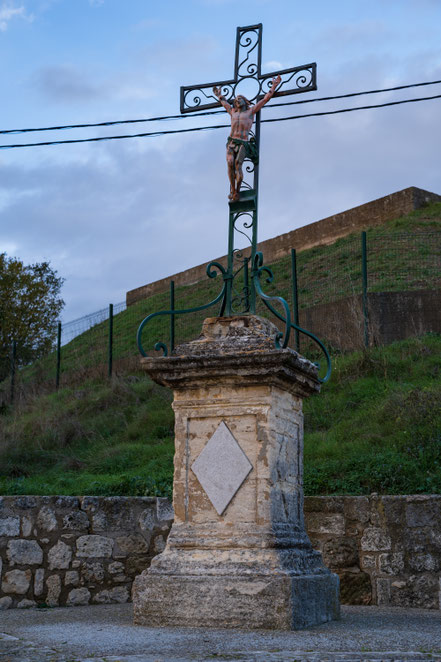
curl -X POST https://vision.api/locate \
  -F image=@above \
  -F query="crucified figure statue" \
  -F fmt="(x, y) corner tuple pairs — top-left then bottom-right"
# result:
(213, 75), (281, 201)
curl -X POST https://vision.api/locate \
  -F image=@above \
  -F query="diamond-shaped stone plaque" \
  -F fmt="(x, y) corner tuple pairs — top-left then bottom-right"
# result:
(191, 421), (253, 516)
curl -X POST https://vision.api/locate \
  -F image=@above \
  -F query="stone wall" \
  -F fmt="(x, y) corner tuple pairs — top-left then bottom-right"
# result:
(0, 496), (173, 610)
(126, 186), (441, 306)
(304, 495), (441, 609)
(1, 494), (440, 610)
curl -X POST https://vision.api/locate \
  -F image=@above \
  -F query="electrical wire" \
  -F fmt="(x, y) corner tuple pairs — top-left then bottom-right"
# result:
(266, 77), (441, 110)
(1, 91), (440, 150)
(1, 78), (441, 136)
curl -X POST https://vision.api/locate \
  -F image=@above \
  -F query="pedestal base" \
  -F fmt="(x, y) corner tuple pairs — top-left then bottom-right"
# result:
(133, 572), (339, 630)
(133, 317), (340, 630)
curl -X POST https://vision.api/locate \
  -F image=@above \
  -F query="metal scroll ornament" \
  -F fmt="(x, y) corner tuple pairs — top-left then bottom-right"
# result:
(137, 24), (331, 383)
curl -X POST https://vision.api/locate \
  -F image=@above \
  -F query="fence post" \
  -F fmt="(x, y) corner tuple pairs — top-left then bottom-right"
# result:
(108, 303), (113, 378)
(56, 322), (62, 389)
(291, 249), (300, 353)
(361, 231), (369, 348)
(170, 281), (175, 353)
(10, 340), (16, 405)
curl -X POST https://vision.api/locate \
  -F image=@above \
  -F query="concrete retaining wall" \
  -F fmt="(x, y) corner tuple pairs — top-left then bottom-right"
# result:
(126, 186), (441, 306)
(1, 494), (440, 610)
(298, 289), (441, 351)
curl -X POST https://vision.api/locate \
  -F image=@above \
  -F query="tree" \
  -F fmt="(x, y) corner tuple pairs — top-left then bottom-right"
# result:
(0, 253), (64, 381)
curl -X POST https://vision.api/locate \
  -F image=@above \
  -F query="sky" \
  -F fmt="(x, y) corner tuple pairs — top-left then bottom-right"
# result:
(1, 0), (441, 322)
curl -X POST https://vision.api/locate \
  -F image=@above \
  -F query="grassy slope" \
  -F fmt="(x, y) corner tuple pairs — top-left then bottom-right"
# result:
(1, 204), (440, 496)
(1, 334), (440, 497)
(16, 201), (441, 383)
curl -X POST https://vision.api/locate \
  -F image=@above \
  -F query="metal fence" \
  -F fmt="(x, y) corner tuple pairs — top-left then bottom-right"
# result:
(3, 229), (440, 404)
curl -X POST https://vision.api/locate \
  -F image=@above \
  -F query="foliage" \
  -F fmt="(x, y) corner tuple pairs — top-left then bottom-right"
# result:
(0, 253), (64, 381)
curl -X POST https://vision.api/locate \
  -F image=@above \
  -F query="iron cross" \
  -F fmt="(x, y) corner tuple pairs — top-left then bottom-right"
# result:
(180, 23), (316, 114)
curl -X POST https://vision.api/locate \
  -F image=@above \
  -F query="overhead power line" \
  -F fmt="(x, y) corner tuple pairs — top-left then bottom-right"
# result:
(1, 91), (441, 150)
(1, 78), (441, 137)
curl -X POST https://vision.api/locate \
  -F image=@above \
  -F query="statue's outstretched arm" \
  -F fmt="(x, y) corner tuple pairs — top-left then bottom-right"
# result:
(213, 86), (233, 114)
(252, 75), (281, 114)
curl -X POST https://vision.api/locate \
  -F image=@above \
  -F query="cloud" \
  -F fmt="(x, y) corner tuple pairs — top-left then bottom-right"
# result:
(33, 65), (103, 102)
(0, 2), (32, 31)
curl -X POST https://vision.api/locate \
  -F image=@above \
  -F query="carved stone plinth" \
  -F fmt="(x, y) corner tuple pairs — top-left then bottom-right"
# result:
(132, 316), (339, 629)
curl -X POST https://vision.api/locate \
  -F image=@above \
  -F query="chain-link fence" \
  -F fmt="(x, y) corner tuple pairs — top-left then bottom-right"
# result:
(3, 229), (440, 405)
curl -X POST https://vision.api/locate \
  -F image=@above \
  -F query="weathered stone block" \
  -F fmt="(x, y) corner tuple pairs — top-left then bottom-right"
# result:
(304, 512), (345, 536)
(34, 568), (44, 596)
(114, 535), (149, 557)
(409, 553), (439, 572)
(37, 507), (57, 532)
(406, 496), (441, 528)
(0, 517), (20, 537)
(66, 588), (90, 606)
(93, 586), (129, 604)
(343, 497), (369, 524)
(15, 496), (37, 509)
(16, 599), (36, 608)
(156, 498), (174, 522)
(81, 561), (105, 583)
(360, 527), (391, 552)
(46, 575), (61, 606)
(376, 577), (391, 605)
(0, 596), (13, 609)
(64, 571), (79, 586)
(138, 509), (156, 533)
(390, 573), (439, 609)
(2, 569), (32, 594)
(76, 535), (114, 558)
(21, 516), (33, 537)
(360, 554), (377, 570)
(108, 561), (125, 574)
(322, 538), (358, 569)
(134, 573), (339, 629)
(6, 540), (43, 566)
(378, 553), (404, 575)
(48, 540), (72, 570)
(62, 511), (89, 531)
(303, 497), (344, 514)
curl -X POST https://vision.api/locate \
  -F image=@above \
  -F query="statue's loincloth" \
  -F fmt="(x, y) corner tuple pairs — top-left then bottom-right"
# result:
(227, 136), (258, 164)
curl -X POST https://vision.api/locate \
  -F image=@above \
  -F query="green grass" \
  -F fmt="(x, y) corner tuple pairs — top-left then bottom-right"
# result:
(1, 334), (440, 497)
(1, 204), (441, 496)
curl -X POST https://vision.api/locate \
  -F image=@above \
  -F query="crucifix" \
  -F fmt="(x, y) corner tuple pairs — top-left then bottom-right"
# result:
(180, 24), (317, 317)
(138, 22), (330, 374)
(134, 28), (338, 631)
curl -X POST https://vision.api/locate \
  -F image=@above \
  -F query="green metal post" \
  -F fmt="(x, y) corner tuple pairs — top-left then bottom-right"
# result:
(108, 304), (113, 378)
(291, 249), (300, 353)
(243, 257), (249, 312)
(170, 280), (175, 352)
(56, 322), (61, 389)
(361, 231), (369, 348)
(10, 340), (16, 405)
(225, 209), (235, 316)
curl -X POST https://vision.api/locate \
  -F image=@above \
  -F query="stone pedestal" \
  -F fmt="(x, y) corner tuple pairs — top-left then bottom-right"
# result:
(133, 316), (339, 629)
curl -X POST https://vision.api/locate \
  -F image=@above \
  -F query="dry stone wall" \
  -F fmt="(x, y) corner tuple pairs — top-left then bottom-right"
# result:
(304, 495), (441, 609)
(0, 496), (173, 610)
(1, 494), (440, 610)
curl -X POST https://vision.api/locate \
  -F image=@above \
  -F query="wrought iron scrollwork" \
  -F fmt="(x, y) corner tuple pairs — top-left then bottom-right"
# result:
(137, 261), (228, 358)
(252, 253), (331, 383)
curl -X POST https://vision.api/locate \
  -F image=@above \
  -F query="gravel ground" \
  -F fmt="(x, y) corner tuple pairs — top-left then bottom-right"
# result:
(0, 604), (440, 662)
